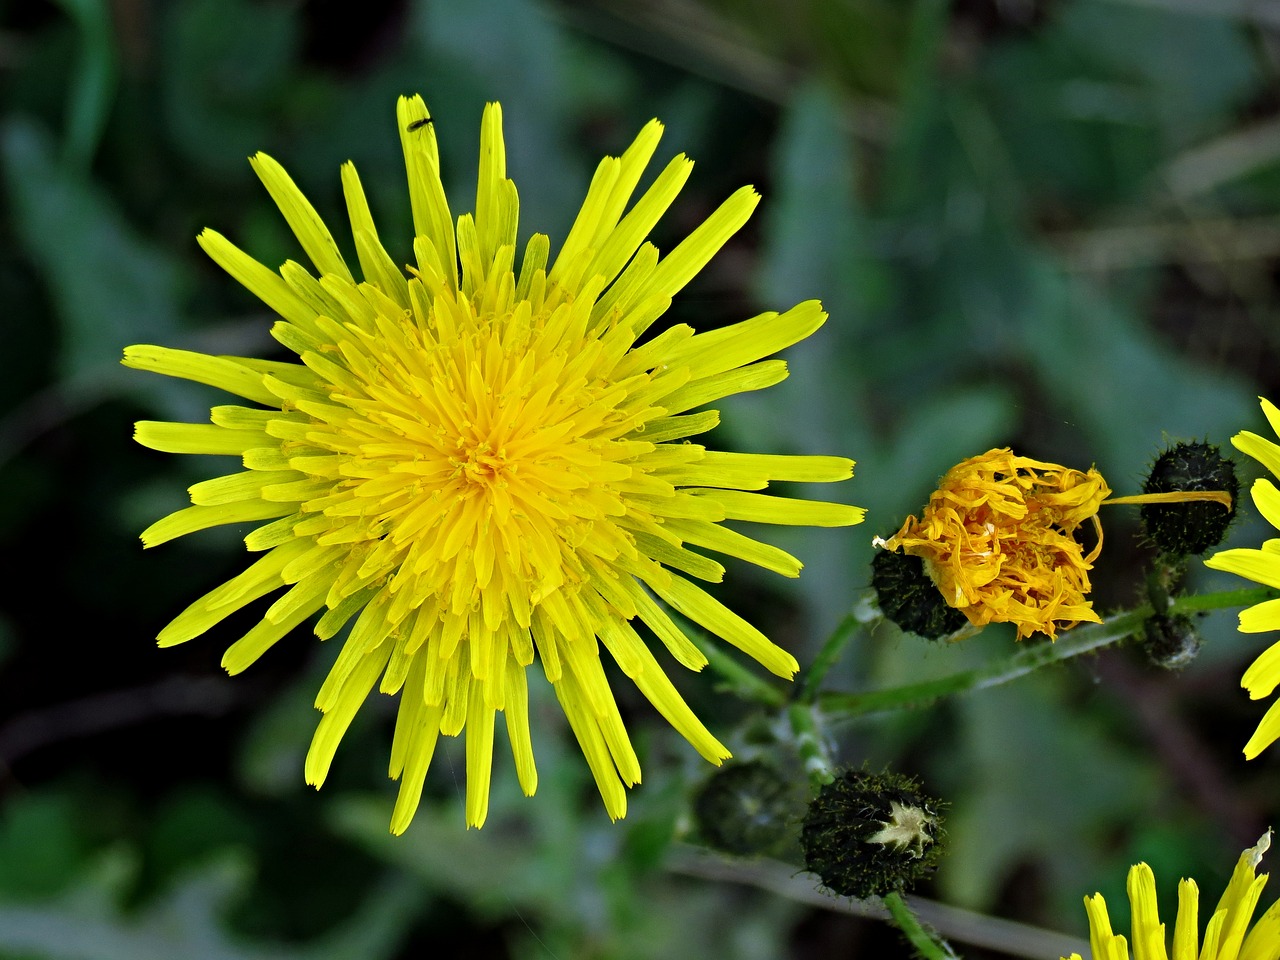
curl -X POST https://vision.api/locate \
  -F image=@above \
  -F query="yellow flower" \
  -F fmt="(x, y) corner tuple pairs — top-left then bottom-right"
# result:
(123, 97), (864, 831)
(1062, 831), (1280, 960)
(1205, 396), (1280, 759)
(875, 448), (1110, 640)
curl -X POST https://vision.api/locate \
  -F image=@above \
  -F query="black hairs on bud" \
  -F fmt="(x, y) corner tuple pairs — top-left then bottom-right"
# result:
(800, 768), (945, 899)
(871, 548), (968, 640)
(1141, 441), (1237, 557)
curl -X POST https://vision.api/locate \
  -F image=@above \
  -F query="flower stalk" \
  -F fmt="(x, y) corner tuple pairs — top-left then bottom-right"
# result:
(883, 892), (959, 960)
(818, 587), (1277, 719)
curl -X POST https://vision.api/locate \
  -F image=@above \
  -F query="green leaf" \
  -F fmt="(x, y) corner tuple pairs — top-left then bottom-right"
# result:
(937, 665), (1160, 915)
(0, 119), (185, 380)
(758, 79), (888, 332)
(1056, 0), (1257, 141)
(0, 794), (90, 901)
(158, 0), (299, 179)
(50, 0), (117, 169)
(1018, 256), (1257, 481)
(0, 852), (420, 960)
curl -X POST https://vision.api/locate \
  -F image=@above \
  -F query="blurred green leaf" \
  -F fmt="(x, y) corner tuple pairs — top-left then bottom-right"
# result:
(0, 794), (90, 902)
(882, 0), (951, 214)
(1056, 0), (1257, 143)
(758, 79), (888, 335)
(142, 789), (257, 890)
(983, 0), (1257, 206)
(0, 119), (185, 380)
(159, 0), (300, 179)
(235, 679), (315, 799)
(0, 851), (419, 960)
(333, 770), (797, 960)
(938, 665), (1160, 915)
(51, 0), (117, 170)
(1018, 256), (1257, 481)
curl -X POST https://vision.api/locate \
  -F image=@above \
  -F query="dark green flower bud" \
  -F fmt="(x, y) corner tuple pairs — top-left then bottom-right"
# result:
(1141, 442), (1237, 557)
(800, 769), (944, 900)
(1142, 613), (1202, 671)
(692, 760), (802, 857)
(871, 548), (968, 641)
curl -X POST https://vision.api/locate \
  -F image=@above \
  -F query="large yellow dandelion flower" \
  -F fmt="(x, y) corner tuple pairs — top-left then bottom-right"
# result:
(122, 97), (864, 831)
(875, 448), (1110, 640)
(1062, 831), (1280, 960)
(1206, 396), (1280, 758)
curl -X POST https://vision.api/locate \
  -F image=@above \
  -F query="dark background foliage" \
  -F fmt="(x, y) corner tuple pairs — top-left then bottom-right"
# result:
(2, 0), (1279, 956)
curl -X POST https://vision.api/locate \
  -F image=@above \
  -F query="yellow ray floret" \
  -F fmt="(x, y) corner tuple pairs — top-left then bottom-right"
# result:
(1206, 395), (1280, 760)
(123, 96), (863, 831)
(1062, 831), (1280, 960)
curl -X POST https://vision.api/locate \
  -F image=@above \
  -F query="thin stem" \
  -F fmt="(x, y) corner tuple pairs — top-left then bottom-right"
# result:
(818, 587), (1276, 720)
(798, 612), (860, 704)
(1171, 586), (1275, 613)
(667, 845), (1089, 959)
(787, 702), (835, 790)
(700, 639), (787, 708)
(883, 891), (959, 959)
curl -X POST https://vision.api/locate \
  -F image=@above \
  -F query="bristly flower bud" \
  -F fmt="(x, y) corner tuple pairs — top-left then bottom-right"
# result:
(1142, 614), (1203, 670)
(1141, 442), (1238, 557)
(871, 548), (969, 641)
(800, 769), (944, 899)
(692, 760), (803, 857)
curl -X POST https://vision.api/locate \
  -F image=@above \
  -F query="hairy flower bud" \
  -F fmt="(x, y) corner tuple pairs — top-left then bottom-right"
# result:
(1141, 614), (1203, 671)
(692, 760), (803, 857)
(870, 548), (968, 641)
(800, 769), (944, 899)
(1141, 442), (1237, 557)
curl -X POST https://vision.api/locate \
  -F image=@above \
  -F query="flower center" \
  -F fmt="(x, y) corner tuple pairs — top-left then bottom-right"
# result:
(455, 438), (511, 486)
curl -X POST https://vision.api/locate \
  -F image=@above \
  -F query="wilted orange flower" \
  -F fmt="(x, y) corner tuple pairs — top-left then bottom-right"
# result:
(876, 449), (1110, 640)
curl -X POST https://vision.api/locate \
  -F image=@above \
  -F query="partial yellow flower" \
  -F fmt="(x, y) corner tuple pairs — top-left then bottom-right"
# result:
(122, 97), (864, 832)
(1062, 831), (1280, 960)
(1206, 396), (1280, 758)
(875, 448), (1110, 640)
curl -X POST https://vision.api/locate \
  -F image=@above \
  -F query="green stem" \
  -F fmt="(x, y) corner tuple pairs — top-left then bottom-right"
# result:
(818, 587), (1275, 719)
(799, 613), (860, 704)
(883, 891), (958, 959)
(1170, 586), (1274, 613)
(701, 639), (787, 708)
(787, 703), (834, 790)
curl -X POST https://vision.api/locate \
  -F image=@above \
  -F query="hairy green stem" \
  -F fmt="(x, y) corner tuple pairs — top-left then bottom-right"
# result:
(819, 587), (1275, 719)
(787, 702), (834, 790)
(883, 891), (958, 959)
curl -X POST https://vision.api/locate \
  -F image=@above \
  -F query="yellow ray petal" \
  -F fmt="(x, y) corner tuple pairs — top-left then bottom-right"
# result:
(250, 152), (352, 282)
(1207, 548), (1280, 591)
